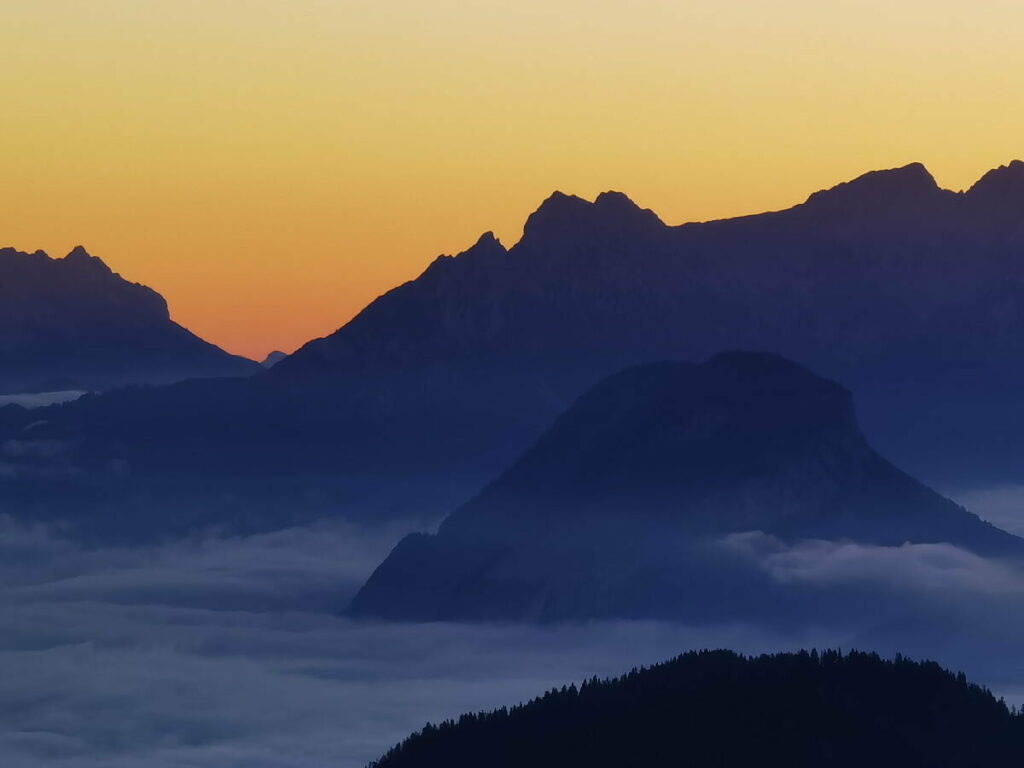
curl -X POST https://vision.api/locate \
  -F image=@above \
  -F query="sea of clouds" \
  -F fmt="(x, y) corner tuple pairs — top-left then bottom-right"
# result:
(2, 491), (1024, 767)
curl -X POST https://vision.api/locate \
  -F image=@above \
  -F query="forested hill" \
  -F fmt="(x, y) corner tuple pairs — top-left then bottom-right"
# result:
(370, 650), (1024, 768)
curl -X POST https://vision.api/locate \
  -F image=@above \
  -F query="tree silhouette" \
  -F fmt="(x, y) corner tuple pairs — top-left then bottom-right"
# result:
(370, 649), (1024, 768)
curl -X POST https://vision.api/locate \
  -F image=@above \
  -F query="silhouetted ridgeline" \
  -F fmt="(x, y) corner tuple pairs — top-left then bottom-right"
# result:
(371, 650), (1024, 768)
(5, 162), (1024, 539)
(0, 245), (257, 393)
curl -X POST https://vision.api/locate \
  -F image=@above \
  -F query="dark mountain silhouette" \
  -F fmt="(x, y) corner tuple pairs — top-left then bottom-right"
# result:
(349, 353), (1020, 622)
(371, 650), (1024, 768)
(4, 162), (1024, 539)
(0, 245), (257, 393)
(276, 161), (1022, 381)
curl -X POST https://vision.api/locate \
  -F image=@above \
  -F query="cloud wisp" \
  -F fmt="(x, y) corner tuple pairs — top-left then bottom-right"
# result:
(722, 530), (1024, 595)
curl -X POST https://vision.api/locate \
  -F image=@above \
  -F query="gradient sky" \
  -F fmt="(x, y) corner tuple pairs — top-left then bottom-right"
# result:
(2, 1), (1022, 359)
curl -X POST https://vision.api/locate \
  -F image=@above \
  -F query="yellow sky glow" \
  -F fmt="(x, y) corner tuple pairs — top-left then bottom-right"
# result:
(2, 0), (1022, 358)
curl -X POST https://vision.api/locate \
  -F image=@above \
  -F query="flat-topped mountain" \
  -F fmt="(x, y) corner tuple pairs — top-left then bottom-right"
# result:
(0, 246), (257, 392)
(372, 650), (1024, 768)
(350, 353), (1020, 622)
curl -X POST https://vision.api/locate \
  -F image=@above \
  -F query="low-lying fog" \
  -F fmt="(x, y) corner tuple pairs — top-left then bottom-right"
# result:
(2, 491), (1024, 767)
(0, 391), (87, 409)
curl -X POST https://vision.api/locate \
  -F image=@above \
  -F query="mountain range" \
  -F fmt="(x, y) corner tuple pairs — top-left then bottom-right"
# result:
(371, 650), (1024, 768)
(0, 245), (256, 393)
(349, 352), (1020, 622)
(3, 162), (1024, 538)
(272, 160), (1024, 487)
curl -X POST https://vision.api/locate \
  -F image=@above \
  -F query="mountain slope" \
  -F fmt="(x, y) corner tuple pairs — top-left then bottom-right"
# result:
(0, 245), (257, 392)
(349, 352), (1020, 622)
(371, 650), (1024, 768)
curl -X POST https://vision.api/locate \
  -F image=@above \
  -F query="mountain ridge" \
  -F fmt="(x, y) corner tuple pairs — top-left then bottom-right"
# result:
(4, 161), (1024, 538)
(273, 160), (1024, 380)
(0, 245), (257, 393)
(260, 159), (1024, 494)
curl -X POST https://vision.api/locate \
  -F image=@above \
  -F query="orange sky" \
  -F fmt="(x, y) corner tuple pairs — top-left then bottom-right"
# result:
(2, 0), (1022, 359)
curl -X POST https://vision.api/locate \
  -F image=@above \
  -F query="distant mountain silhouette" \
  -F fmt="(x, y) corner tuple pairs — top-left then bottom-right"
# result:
(0, 246), (257, 392)
(350, 353), (1020, 622)
(260, 351), (287, 368)
(4, 162), (1024, 538)
(371, 650), (1024, 768)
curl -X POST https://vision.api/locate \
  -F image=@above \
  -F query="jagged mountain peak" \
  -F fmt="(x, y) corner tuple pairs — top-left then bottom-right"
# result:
(519, 189), (663, 247)
(966, 159), (1024, 206)
(1, 244), (114, 274)
(65, 244), (94, 261)
(520, 191), (593, 236)
(803, 162), (943, 210)
(594, 189), (664, 226)
(422, 229), (509, 277)
(473, 230), (503, 248)
(62, 245), (113, 274)
(465, 230), (507, 257)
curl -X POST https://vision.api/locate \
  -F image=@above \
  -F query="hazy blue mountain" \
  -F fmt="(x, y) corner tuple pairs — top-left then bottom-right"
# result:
(4, 163), (1024, 539)
(349, 353), (1020, 622)
(0, 245), (257, 393)
(371, 650), (1024, 768)
(260, 350), (288, 368)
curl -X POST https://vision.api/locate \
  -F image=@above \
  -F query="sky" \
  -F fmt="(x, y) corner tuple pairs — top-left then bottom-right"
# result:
(2, 1), (1023, 359)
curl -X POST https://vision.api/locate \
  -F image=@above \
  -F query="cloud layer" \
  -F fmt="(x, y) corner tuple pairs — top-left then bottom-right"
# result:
(5, 514), (1024, 766)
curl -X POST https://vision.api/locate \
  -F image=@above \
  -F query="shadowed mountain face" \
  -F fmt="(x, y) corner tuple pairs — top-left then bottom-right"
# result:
(371, 650), (1024, 768)
(0, 246), (257, 393)
(349, 353), (1021, 622)
(3, 163), (1024, 538)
